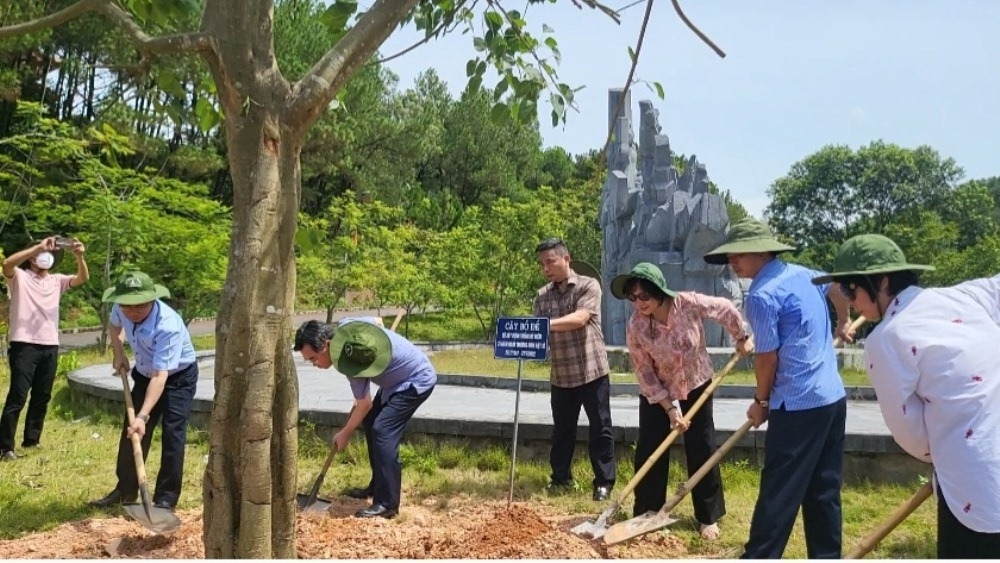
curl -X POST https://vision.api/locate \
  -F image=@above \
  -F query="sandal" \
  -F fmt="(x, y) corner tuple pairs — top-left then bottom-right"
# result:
(699, 522), (720, 540)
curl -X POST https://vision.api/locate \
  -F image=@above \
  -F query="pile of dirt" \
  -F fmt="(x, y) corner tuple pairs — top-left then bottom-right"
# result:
(0, 499), (688, 559)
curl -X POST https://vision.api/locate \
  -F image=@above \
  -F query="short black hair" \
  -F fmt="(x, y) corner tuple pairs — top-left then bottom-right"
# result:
(294, 320), (333, 351)
(535, 238), (569, 255)
(623, 278), (669, 303)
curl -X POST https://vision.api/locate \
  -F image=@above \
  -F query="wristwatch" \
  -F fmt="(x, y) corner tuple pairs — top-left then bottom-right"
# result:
(754, 396), (769, 408)
(137, 413), (150, 423)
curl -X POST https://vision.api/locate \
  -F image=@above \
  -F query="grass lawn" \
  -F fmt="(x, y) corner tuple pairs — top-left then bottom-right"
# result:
(0, 345), (932, 557)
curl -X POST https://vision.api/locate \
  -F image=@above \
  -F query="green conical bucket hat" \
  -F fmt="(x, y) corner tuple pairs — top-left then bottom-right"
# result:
(812, 234), (934, 284)
(101, 271), (171, 305)
(329, 321), (392, 378)
(703, 219), (795, 265)
(570, 260), (602, 283)
(610, 262), (677, 300)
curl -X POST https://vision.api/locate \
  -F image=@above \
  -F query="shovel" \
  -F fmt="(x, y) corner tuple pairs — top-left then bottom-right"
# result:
(117, 368), (182, 535)
(296, 445), (337, 513)
(603, 419), (754, 545)
(570, 352), (743, 539)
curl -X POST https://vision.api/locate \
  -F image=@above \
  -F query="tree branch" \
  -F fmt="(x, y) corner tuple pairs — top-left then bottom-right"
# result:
(0, 0), (103, 39)
(287, 0), (422, 130)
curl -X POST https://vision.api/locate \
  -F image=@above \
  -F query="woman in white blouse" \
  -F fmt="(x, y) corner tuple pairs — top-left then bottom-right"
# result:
(813, 234), (1000, 558)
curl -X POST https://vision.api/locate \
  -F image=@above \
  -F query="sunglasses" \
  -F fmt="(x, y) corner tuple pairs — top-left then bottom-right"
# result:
(627, 292), (652, 303)
(839, 282), (859, 301)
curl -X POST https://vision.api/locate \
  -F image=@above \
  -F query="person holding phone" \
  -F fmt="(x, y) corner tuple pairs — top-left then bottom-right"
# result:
(1, 236), (89, 461)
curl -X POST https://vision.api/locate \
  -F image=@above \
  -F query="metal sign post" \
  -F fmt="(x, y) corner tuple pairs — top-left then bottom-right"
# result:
(494, 316), (549, 506)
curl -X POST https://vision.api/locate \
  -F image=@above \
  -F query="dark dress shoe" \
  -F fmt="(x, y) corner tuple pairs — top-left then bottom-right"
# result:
(0, 450), (16, 461)
(89, 489), (137, 508)
(355, 504), (398, 519)
(545, 481), (573, 494)
(345, 486), (374, 499)
(153, 500), (175, 512)
(593, 485), (611, 501)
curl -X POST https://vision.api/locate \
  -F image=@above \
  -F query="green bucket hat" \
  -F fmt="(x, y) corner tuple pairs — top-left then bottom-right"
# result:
(702, 219), (796, 265)
(570, 260), (602, 283)
(329, 321), (392, 378)
(610, 262), (677, 300)
(811, 234), (934, 284)
(101, 271), (171, 305)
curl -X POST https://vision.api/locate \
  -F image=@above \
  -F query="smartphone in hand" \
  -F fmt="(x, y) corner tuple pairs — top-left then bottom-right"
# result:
(54, 236), (76, 249)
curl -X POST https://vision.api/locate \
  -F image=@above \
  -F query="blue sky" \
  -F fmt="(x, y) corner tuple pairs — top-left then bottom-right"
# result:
(376, 0), (999, 217)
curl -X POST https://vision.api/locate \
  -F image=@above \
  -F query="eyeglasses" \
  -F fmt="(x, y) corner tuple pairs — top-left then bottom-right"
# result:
(839, 282), (859, 301)
(627, 292), (652, 303)
(301, 345), (326, 366)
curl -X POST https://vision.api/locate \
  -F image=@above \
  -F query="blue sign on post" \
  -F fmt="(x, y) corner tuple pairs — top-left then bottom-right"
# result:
(494, 316), (550, 361)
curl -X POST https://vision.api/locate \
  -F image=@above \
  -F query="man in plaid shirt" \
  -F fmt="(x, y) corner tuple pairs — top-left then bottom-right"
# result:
(532, 238), (616, 501)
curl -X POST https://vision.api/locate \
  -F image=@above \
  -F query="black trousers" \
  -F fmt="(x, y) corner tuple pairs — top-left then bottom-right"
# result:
(938, 484), (1000, 558)
(114, 363), (197, 507)
(549, 375), (616, 488)
(633, 379), (726, 524)
(362, 385), (433, 510)
(741, 398), (846, 559)
(1, 342), (59, 451)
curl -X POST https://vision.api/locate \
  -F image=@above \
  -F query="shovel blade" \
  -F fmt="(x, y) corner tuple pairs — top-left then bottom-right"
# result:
(603, 510), (680, 545)
(569, 500), (619, 538)
(296, 493), (333, 513)
(123, 503), (182, 535)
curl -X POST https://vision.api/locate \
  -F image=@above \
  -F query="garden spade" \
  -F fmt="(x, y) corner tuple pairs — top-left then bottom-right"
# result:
(603, 419), (754, 545)
(296, 445), (336, 513)
(570, 352), (743, 540)
(117, 368), (182, 535)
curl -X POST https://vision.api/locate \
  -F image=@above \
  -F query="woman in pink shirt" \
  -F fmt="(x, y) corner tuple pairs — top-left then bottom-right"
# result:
(611, 262), (753, 540)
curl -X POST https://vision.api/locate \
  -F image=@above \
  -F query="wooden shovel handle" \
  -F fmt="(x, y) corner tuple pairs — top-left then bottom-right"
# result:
(118, 367), (149, 489)
(663, 419), (753, 513)
(619, 352), (743, 499)
(846, 481), (933, 558)
(389, 310), (405, 332)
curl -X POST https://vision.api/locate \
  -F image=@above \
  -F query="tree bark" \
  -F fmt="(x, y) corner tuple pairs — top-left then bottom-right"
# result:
(199, 1), (302, 558)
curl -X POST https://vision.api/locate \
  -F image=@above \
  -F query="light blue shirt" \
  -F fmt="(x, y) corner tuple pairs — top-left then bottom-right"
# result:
(745, 259), (845, 410)
(337, 317), (437, 403)
(110, 301), (196, 378)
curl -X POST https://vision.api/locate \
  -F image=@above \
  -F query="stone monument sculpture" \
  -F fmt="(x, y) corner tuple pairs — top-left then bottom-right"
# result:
(600, 88), (742, 346)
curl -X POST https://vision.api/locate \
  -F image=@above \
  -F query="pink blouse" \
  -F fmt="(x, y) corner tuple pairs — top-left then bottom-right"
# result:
(626, 292), (748, 404)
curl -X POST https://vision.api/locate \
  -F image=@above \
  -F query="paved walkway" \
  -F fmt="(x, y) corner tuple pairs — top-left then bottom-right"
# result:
(68, 354), (901, 457)
(58, 308), (404, 349)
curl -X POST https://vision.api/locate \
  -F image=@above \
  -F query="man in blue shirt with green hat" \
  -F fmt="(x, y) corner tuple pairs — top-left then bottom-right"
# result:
(294, 317), (436, 519)
(704, 218), (852, 559)
(89, 270), (198, 511)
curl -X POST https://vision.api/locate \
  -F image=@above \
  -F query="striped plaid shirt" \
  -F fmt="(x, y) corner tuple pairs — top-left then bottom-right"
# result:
(532, 271), (609, 388)
(745, 259), (845, 411)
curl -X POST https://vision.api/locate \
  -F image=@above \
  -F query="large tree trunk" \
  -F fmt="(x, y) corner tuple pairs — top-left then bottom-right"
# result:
(199, 1), (303, 557)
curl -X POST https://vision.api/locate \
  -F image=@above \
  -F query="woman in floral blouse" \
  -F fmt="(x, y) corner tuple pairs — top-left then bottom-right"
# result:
(611, 262), (753, 540)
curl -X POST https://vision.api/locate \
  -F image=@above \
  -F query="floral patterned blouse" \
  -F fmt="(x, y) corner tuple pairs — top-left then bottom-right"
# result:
(626, 292), (748, 404)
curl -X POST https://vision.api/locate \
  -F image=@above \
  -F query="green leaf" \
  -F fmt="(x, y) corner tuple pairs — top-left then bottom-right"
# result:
(195, 98), (219, 131)
(473, 37), (487, 52)
(653, 81), (665, 99)
(627, 46), (637, 62)
(493, 79), (509, 101)
(154, 71), (186, 99)
(542, 23), (554, 33)
(319, 0), (358, 33)
(485, 11), (503, 31)
(489, 102), (509, 125)
(466, 59), (477, 77)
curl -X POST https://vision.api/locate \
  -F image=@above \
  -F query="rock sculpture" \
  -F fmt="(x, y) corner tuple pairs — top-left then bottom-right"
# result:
(600, 89), (743, 346)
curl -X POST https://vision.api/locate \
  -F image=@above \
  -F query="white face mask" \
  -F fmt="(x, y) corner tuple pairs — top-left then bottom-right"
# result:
(34, 252), (54, 270)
